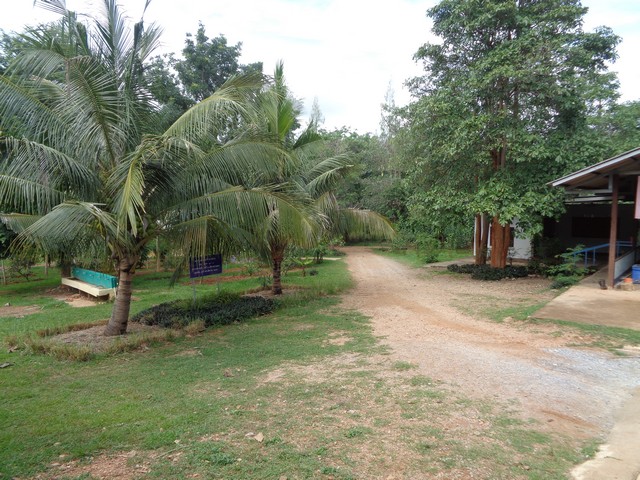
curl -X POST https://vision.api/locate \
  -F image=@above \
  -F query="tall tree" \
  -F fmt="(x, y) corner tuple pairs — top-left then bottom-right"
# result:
(175, 23), (262, 103)
(408, 0), (620, 267)
(0, 0), (300, 335)
(247, 63), (395, 294)
(145, 24), (263, 128)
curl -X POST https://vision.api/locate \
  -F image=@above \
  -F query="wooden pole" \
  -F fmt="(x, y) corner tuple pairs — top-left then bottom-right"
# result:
(607, 174), (619, 288)
(156, 237), (161, 273)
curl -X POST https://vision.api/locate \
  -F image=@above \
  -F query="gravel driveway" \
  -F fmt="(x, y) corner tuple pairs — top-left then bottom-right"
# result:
(339, 246), (640, 479)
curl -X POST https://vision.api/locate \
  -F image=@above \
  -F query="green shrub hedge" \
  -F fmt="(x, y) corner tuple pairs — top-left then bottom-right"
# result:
(550, 275), (581, 289)
(131, 291), (275, 329)
(447, 264), (529, 281)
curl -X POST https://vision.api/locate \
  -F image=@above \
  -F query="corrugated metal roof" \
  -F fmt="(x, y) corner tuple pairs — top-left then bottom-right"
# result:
(550, 147), (640, 191)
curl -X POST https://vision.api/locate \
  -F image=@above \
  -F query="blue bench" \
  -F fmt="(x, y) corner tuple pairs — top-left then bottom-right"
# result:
(61, 267), (118, 298)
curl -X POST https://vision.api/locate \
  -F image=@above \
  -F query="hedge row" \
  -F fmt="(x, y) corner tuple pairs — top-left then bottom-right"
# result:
(131, 291), (275, 329)
(447, 264), (529, 281)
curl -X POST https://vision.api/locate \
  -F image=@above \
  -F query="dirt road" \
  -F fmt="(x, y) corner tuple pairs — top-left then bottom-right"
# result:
(340, 247), (640, 479)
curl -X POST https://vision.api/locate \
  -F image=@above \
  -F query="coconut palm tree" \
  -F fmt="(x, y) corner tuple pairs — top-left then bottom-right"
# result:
(0, 1), (306, 334)
(247, 63), (395, 294)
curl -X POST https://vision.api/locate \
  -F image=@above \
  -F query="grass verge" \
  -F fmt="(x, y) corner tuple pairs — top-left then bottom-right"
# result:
(375, 247), (473, 268)
(0, 258), (597, 479)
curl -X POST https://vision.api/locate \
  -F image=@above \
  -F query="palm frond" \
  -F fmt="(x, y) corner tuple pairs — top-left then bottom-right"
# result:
(0, 213), (41, 234)
(2, 137), (101, 200)
(165, 72), (264, 142)
(34, 0), (67, 15)
(107, 150), (147, 237)
(334, 208), (396, 241)
(304, 155), (353, 197)
(12, 201), (120, 255)
(0, 75), (59, 138)
(0, 174), (68, 214)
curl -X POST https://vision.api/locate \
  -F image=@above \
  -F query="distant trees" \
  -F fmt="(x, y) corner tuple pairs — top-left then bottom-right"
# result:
(145, 23), (262, 127)
(404, 0), (620, 267)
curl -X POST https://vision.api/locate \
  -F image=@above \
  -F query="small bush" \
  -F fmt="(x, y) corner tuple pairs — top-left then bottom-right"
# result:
(416, 234), (440, 264)
(503, 265), (529, 278)
(550, 275), (581, 289)
(447, 264), (475, 274)
(131, 291), (275, 329)
(470, 265), (506, 281)
(390, 232), (413, 252)
(447, 264), (528, 281)
(527, 258), (547, 275)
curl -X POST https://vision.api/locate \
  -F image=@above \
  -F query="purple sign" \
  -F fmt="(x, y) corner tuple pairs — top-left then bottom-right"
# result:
(189, 255), (222, 278)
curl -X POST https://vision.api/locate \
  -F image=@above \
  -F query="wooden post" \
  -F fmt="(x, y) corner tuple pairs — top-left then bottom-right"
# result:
(156, 237), (161, 273)
(607, 174), (619, 288)
(474, 214), (481, 263)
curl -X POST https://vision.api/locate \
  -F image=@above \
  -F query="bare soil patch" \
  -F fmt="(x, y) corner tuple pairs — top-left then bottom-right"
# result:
(338, 246), (640, 477)
(48, 322), (166, 353)
(0, 303), (41, 318)
(31, 450), (152, 480)
(339, 247), (640, 438)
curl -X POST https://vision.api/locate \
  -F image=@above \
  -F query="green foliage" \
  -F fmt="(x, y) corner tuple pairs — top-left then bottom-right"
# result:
(415, 234), (440, 264)
(545, 245), (589, 278)
(144, 23), (263, 126)
(7, 256), (35, 281)
(0, 4), (311, 334)
(447, 264), (528, 281)
(399, 0), (621, 260)
(176, 23), (262, 103)
(589, 101), (640, 156)
(0, 222), (16, 259)
(543, 245), (593, 289)
(550, 275), (582, 290)
(327, 128), (405, 223)
(390, 232), (411, 252)
(131, 291), (275, 329)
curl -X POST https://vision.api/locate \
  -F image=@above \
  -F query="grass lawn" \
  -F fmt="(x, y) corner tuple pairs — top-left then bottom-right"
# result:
(375, 247), (473, 268)
(0, 258), (593, 479)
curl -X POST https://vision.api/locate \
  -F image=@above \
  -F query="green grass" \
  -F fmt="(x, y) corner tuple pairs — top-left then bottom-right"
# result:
(486, 302), (550, 323)
(0, 257), (600, 479)
(375, 247), (472, 268)
(529, 317), (640, 350)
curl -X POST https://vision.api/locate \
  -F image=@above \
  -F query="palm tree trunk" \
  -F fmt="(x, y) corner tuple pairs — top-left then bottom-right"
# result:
(104, 257), (137, 336)
(271, 244), (286, 295)
(60, 254), (72, 278)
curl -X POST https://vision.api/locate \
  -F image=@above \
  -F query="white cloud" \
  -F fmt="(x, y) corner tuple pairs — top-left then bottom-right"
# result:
(3, 0), (639, 132)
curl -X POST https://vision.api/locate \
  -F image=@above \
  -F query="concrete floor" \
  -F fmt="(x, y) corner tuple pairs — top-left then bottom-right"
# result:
(534, 267), (640, 331)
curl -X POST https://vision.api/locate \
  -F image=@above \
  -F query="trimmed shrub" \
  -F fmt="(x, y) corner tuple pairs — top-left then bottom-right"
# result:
(447, 264), (529, 281)
(447, 264), (476, 274)
(503, 265), (529, 278)
(550, 275), (581, 289)
(131, 291), (275, 329)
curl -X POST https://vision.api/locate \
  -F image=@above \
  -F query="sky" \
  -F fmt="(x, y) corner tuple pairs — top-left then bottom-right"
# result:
(3, 0), (640, 134)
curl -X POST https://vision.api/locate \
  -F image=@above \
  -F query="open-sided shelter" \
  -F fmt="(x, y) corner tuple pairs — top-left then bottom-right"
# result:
(550, 147), (640, 287)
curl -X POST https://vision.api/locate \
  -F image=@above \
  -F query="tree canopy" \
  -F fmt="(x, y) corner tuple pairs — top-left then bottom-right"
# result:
(403, 0), (620, 266)
(0, 0), (301, 334)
